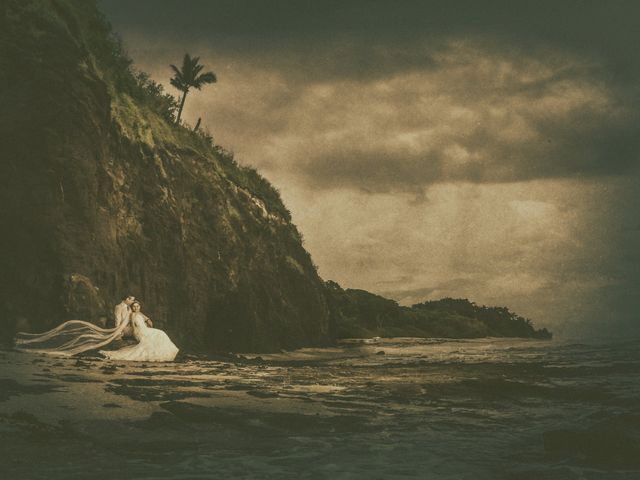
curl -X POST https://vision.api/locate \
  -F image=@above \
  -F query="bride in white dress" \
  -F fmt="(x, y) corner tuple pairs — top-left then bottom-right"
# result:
(100, 301), (178, 361)
(15, 301), (179, 362)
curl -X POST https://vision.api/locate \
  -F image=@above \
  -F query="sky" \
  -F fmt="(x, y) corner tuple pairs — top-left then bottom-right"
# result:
(100, 0), (640, 337)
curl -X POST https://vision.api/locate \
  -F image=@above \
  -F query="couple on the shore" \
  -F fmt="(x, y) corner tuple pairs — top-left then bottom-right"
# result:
(15, 295), (179, 362)
(101, 295), (179, 361)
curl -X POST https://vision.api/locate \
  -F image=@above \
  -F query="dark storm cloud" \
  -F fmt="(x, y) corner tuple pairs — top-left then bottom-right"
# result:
(100, 0), (640, 78)
(294, 113), (640, 193)
(276, 46), (640, 193)
(101, 0), (640, 193)
(100, 1), (640, 50)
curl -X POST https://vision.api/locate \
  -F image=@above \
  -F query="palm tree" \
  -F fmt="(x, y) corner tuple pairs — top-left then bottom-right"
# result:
(170, 54), (217, 124)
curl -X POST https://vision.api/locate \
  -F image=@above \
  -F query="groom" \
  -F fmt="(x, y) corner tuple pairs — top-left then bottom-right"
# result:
(114, 295), (135, 340)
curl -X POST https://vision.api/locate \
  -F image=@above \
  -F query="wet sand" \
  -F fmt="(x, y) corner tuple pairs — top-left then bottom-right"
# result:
(1, 338), (638, 479)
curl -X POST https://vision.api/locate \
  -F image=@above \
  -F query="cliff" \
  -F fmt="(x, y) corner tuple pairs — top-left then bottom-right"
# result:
(0, 0), (331, 352)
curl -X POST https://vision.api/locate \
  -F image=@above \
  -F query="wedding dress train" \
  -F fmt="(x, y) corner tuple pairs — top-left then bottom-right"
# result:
(100, 312), (179, 362)
(16, 319), (130, 357)
(16, 313), (179, 362)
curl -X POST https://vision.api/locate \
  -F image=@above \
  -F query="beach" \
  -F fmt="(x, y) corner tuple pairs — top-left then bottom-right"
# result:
(1, 337), (639, 479)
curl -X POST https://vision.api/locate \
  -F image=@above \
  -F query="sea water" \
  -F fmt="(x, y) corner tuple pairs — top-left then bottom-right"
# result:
(0, 337), (638, 479)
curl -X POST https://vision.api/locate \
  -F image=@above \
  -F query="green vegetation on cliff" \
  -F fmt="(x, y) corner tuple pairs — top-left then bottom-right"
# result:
(326, 281), (552, 340)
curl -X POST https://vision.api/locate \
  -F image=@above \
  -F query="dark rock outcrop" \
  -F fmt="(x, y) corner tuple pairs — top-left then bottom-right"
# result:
(0, 0), (331, 352)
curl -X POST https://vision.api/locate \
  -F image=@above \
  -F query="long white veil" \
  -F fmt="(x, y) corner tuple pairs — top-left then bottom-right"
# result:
(15, 319), (128, 356)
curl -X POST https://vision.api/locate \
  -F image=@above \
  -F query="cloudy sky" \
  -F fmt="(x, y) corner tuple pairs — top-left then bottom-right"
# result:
(101, 0), (640, 337)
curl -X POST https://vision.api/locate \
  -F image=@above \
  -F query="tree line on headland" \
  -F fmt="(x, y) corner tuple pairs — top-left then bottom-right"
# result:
(325, 281), (552, 339)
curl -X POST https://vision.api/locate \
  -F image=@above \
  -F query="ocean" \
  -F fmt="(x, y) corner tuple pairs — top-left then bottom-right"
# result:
(1, 337), (638, 479)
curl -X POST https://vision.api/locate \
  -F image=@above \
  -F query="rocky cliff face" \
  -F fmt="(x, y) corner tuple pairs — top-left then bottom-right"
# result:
(0, 0), (331, 352)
